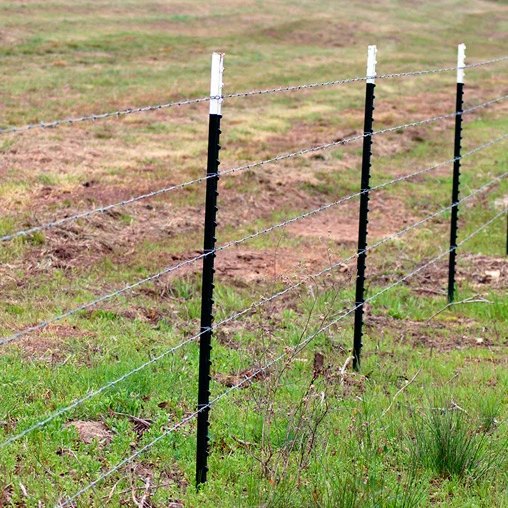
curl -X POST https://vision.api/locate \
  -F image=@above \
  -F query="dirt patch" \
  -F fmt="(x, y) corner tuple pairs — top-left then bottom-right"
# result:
(131, 461), (189, 490)
(3, 324), (92, 362)
(287, 192), (412, 244)
(215, 365), (269, 388)
(405, 254), (507, 292)
(66, 420), (113, 445)
(164, 245), (354, 287)
(463, 254), (507, 290)
(365, 314), (505, 352)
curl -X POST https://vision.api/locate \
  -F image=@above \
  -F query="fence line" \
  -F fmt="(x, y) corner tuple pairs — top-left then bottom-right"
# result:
(1, 56), (506, 136)
(57, 205), (507, 507)
(2, 92), (506, 244)
(2, 168), (504, 450)
(1, 134), (506, 347)
(2, 136), (504, 349)
(1, 48), (507, 502)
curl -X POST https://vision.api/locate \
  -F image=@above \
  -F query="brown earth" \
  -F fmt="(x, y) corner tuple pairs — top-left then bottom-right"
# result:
(1, 88), (506, 358)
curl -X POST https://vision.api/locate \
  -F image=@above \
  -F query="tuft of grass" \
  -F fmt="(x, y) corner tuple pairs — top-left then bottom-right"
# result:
(409, 406), (497, 481)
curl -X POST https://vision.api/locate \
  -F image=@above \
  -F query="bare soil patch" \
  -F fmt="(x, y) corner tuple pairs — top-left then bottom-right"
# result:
(366, 315), (505, 353)
(66, 420), (113, 445)
(4, 323), (92, 362)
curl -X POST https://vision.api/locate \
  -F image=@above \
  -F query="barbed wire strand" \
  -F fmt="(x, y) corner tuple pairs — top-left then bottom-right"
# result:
(0, 330), (206, 449)
(0, 252), (206, 346)
(2, 56), (507, 136)
(3, 92), (506, 244)
(2, 169), (504, 449)
(213, 170), (508, 326)
(57, 205), (507, 507)
(0, 112), (444, 243)
(2, 133), (506, 347)
(1, 176), (213, 242)
(0, 96), (212, 135)
(218, 94), (508, 178)
(462, 94), (508, 114)
(223, 56), (508, 101)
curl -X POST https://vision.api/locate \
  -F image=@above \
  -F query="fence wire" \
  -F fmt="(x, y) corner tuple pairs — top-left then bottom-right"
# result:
(216, 94), (508, 178)
(3, 92), (506, 244)
(57, 205), (507, 507)
(0, 330), (205, 450)
(2, 56), (507, 136)
(2, 133), (506, 348)
(1, 175), (212, 243)
(223, 56), (508, 101)
(0, 252), (206, 346)
(0, 96), (212, 135)
(2, 168), (505, 449)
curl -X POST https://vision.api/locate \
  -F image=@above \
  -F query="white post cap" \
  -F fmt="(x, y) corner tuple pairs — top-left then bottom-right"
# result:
(367, 45), (377, 84)
(457, 43), (466, 84)
(210, 52), (224, 115)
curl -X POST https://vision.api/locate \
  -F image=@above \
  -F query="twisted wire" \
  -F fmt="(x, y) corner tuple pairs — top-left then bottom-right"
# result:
(0, 252), (206, 346)
(58, 205), (507, 507)
(2, 167), (504, 449)
(223, 56), (508, 101)
(1, 176), (210, 243)
(0, 96), (212, 135)
(220, 94), (508, 179)
(0, 109), (447, 242)
(2, 55), (507, 136)
(462, 94), (508, 114)
(0, 330), (205, 449)
(3, 92), (506, 244)
(2, 131), (506, 347)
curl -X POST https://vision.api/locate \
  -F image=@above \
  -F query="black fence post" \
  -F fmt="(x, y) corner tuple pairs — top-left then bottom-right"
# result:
(196, 52), (224, 488)
(353, 45), (377, 371)
(448, 44), (466, 303)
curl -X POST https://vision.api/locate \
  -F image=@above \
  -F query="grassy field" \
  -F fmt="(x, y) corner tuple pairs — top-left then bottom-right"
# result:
(0, 1), (507, 506)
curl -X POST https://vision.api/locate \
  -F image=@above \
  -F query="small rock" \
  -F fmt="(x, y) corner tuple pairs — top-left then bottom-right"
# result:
(484, 270), (500, 280)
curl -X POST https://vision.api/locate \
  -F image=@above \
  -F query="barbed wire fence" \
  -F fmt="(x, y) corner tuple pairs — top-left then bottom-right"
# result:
(0, 47), (506, 505)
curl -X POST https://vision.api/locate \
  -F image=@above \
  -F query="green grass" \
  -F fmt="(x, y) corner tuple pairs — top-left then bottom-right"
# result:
(0, 0), (507, 506)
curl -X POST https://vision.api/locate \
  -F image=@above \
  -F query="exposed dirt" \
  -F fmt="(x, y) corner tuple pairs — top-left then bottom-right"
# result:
(4, 324), (93, 362)
(2, 86), (506, 360)
(65, 420), (113, 445)
(131, 461), (189, 490)
(365, 312), (506, 353)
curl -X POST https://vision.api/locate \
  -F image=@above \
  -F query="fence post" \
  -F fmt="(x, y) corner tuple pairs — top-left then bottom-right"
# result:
(353, 45), (377, 371)
(196, 52), (224, 487)
(447, 43), (466, 303)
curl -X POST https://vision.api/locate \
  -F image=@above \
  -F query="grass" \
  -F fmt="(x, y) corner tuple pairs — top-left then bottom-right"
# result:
(409, 406), (499, 481)
(0, 0), (507, 506)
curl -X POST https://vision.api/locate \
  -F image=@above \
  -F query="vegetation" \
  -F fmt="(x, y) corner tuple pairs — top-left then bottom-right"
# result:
(0, 0), (507, 506)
